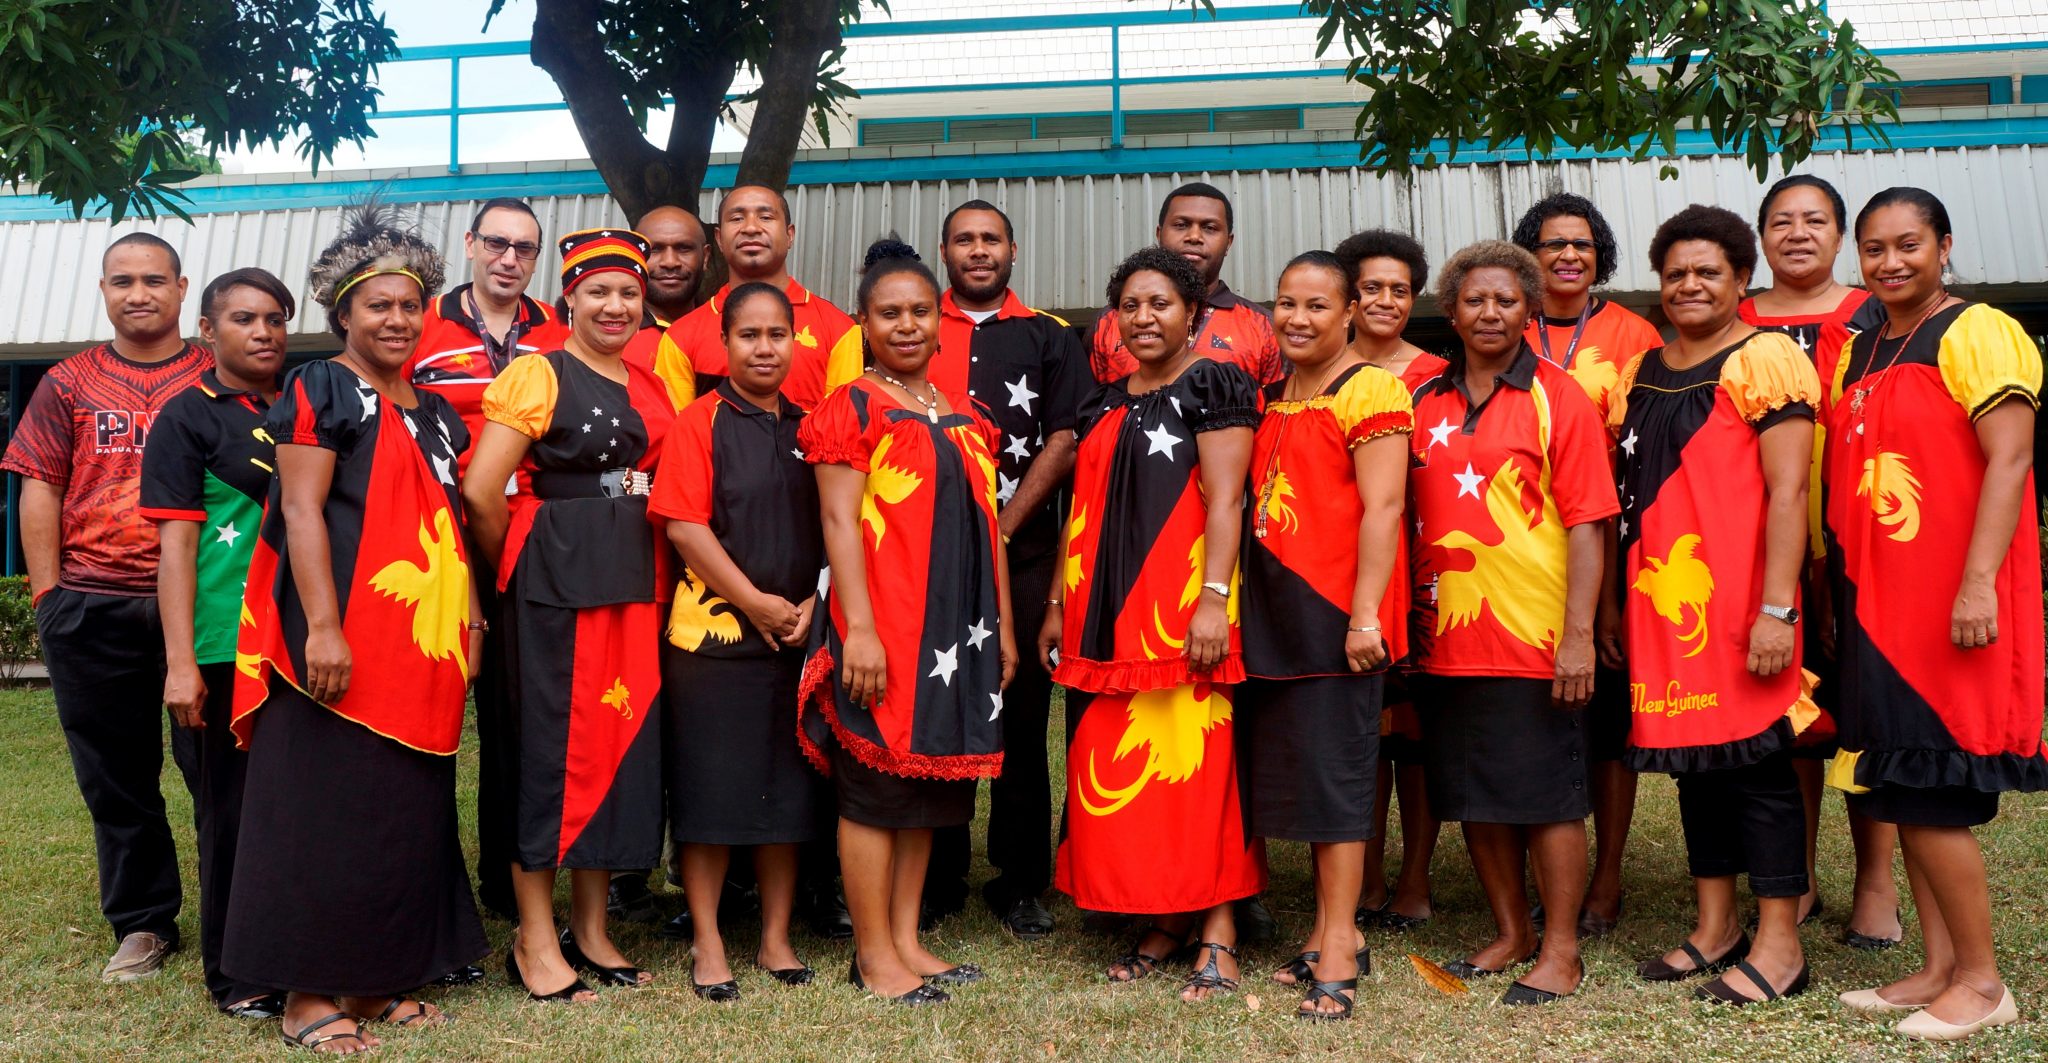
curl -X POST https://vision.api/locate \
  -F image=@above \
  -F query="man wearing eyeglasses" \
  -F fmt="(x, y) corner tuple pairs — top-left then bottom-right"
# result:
(410, 197), (564, 477)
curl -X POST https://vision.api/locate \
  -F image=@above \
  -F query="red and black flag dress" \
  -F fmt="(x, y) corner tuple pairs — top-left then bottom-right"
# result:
(483, 349), (674, 870)
(1610, 334), (1822, 772)
(1053, 358), (1265, 913)
(796, 377), (1007, 782)
(1239, 364), (1413, 842)
(224, 358), (485, 996)
(649, 381), (824, 845)
(1380, 353), (1449, 760)
(1822, 302), (2048, 798)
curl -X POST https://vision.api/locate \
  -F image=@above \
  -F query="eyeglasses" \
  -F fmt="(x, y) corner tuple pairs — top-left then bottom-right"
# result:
(1535, 238), (1597, 254)
(474, 234), (543, 261)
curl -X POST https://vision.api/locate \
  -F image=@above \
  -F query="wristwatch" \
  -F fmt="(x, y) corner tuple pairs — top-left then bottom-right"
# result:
(1201, 581), (1231, 600)
(1759, 603), (1799, 625)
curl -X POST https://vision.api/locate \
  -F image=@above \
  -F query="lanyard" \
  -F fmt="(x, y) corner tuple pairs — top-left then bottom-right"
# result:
(1535, 301), (1591, 370)
(465, 289), (527, 373)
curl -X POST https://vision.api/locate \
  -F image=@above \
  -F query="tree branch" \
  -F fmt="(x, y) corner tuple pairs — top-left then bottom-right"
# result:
(530, 0), (674, 219)
(734, 0), (845, 190)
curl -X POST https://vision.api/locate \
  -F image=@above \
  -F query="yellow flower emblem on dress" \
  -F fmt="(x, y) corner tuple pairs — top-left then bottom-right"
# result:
(1433, 462), (1562, 650)
(860, 432), (924, 545)
(1857, 450), (1922, 543)
(1077, 686), (1232, 816)
(1633, 533), (1715, 658)
(368, 507), (473, 677)
(601, 678), (633, 719)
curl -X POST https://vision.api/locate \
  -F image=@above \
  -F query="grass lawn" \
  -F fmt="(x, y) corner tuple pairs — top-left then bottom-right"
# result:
(0, 685), (2044, 1061)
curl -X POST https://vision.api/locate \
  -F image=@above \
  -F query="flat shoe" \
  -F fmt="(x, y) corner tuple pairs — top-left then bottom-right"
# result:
(432, 965), (486, 987)
(1501, 979), (1572, 1006)
(1839, 987), (1929, 1015)
(1843, 929), (1902, 950)
(1638, 934), (1749, 982)
(1577, 897), (1623, 939)
(760, 961), (815, 986)
(1440, 959), (1504, 980)
(691, 978), (740, 1003)
(925, 963), (985, 986)
(1376, 910), (1431, 932)
(224, 993), (287, 1020)
(559, 928), (650, 988)
(505, 949), (594, 1003)
(1895, 988), (2019, 1041)
(1695, 961), (1809, 1005)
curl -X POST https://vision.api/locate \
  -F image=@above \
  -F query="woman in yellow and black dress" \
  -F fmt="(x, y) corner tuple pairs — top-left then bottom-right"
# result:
(465, 229), (673, 1003)
(1239, 251), (1412, 1020)
(1826, 187), (2045, 1041)
(650, 282), (823, 1001)
(1612, 206), (1819, 1005)
(1043, 246), (1263, 1003)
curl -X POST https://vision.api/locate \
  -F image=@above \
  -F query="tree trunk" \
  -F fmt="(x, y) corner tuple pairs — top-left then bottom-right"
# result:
(734, 0), (845, 190)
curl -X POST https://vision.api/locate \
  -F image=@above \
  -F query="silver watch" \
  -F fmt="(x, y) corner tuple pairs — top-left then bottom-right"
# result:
(1760, 603), (1800, 625)
(1201, 581), (1231, 600)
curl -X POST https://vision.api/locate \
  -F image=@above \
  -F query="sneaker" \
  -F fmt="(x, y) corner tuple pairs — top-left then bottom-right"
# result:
(102, 931), (175, 983)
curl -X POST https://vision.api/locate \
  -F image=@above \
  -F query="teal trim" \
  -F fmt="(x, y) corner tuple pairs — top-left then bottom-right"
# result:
(860, 104), (1307, 145)
(9, 115), (2048, 223)
(840, 5), (1311, 36)
(2025, 76), (2048, 104)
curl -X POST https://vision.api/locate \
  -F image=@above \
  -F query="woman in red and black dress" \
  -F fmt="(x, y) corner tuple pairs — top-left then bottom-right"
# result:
(1042, 246), (1263, 1003)
(1333, 228), (1444, 933)
(1240, 251), (1412, 1020)
(799, 237), (1014, 1007)
(1827, 188), (2045, 1040)
(650, 282), (823, 1001)
(1613, 206), (1819, 1005)
(1738, 174), (1898, 946)
(227, 206), (485, 1052)
(465, 229), (672, 1003)
(1511, 193), (1662, 938)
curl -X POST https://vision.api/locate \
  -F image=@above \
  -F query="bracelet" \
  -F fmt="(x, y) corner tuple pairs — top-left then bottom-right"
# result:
(467, 620), (490, 632)
(1045, 598), (1064, 607)
(1347, 625), (1380, 634)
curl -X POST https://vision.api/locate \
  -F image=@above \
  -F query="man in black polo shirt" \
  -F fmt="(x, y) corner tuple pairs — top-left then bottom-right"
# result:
(879, 200), (1086, 937)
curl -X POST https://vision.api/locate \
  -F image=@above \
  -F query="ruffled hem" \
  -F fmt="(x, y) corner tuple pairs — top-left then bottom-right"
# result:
(799, 441), (870, 470)
(1345, 410), (1413, 449)
(1626, 718), (1791, 775)
(794, 647), (1004, 782)
(1195, 408), (1263, 433)
(1053, 651), (1244, 694)
(1828, 746), (2048, 795)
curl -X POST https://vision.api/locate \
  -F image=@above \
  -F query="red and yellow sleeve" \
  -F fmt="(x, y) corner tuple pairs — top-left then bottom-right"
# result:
(652, 325), (698, 411)
(1938, 304), (2043, 420)
(824, 327), (865, 393)
(1330, 365), (1413, 448)
(1724, 332), (1823, 424)
(480, 353), (559, 440)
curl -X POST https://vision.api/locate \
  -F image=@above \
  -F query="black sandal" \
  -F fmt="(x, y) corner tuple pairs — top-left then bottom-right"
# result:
(1637, 933), (1749, 982)
(224, 993), (287, 1020)
(282, 1011), (367, 1053)
(1108, 926), (1177, 983)
(1180, 942), (1240, 1000)
(1695, 961), (1810, 1005)
(1274, 951), (1319, 985)
(367, 996), (441, 1026)
(505, 948), (594, 1003)
(1298, 978), (1358, 1021)
(559, 927), (650, 988)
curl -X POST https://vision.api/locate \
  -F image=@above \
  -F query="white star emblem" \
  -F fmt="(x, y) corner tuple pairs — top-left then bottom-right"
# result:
(432, 453), (454, 486)
(358, 388), (378, 421)
(1620, 429), (1638, 456)
(1005, 434), (1031, 462)
(609, 438), (619, 447)
(592, 406), (604, 416)
(1453, 462), (1484, 498)
(214, 522), (241, 546)
(1426, 417), (1456, 449)
(988, 691), (1004, 722)
(399, 411), (419, 436)
(929, 644), (960, 686)
(598, 452), (610, 462)
(997, 472), (1019, 503)
(1144, 423), (1184, 461)
(1414, 516), (1425, 535)
(967, 618), (992, 651)
(582, 423), (593, 433)
(792, 448), (806, 461)
(1618, 517), (1630, 537)
(1170, 395), (1184, 418)
(1005, 375), (1037, 414)
(612, 417), (620, 427)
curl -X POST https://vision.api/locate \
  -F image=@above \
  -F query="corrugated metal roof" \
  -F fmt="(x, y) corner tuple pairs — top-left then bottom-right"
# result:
(4, 143), (2042, 355)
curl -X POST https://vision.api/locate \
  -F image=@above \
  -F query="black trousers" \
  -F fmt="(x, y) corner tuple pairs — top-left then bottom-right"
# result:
(1673, 749), (1809, 897)
(36, 587), (197, 942)
(931, 551), (1055, 909)
(194, 662), (271, 1007)
(472, 577), (516, 918)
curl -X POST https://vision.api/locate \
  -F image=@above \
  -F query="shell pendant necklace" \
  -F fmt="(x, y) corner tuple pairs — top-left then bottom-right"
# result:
(867, 366), (941, 422)
(1849, 290), (1946, 436)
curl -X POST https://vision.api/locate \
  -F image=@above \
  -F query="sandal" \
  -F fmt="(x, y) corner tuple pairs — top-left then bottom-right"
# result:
(1180, 941), (1241, 1001)
(1298, 978), (1358, 1021)
(282, 1011), (368, 1054)
(1637, 933), (1749, 983)
(1108, 926), (1177, 983)
(365, 996), (441, 1027)
(1273, 951), (1318, 985)
(1695, 961), (1809, 1006)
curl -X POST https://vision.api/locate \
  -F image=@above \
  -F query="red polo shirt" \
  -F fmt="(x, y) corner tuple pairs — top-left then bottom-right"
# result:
(652, 278), (854, 412)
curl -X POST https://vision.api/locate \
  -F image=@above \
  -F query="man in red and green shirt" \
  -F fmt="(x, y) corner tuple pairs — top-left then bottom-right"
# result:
(2, 233), (210, 983)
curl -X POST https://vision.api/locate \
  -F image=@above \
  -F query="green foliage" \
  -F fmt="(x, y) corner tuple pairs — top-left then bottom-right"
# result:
(0, 0), (397, 221)
(1184, 0), (1899, 181)
(0, 576), (39, 683)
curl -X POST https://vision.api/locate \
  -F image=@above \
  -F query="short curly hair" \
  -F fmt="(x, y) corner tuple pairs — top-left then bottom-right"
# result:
(1511, 192), (1620, 288)
(1106, 245), (1205, 310)
(1332, 228), (1428, 293)
(1435, 240), (1544, 319)
(1648, 204), (1758, 281)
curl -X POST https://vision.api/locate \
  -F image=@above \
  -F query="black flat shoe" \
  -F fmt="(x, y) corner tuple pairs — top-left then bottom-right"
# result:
(1297, 978), (1358, 1021)
(1502, 978), (1580, 1006)
(505, 949), (594, 1003)
(1695, 961), (1810, 1005)
(1638, 934), (1749, 983)
(1441, 950), (1530, 980)
(606, 875), (660, 925)
(1843, 908), (1903, 950)
(804, 891), (854, 940)
(1180, 942), (1241, 1000)
(998, 896), (1055, 940)
(657, 909), (694, 941)
(432, 964), (486, 987)
(691, 977), (740, 1003)
(849, 952), (951, 1005)
(223, 993), (287, 1020)
(558, 927), (649, 988)
(925, 963), (985, 986)
(1578, 897), (1624, 939)
(759, 959), (815, 986)
(1235, 897), (1278, 946)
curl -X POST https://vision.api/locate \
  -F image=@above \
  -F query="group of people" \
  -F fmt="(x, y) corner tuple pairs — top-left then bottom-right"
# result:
(9, 169), (2042, 1050)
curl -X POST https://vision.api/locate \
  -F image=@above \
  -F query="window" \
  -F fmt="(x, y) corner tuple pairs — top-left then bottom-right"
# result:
(857, 107), (1306, 145)
(862, 120), (945, 146)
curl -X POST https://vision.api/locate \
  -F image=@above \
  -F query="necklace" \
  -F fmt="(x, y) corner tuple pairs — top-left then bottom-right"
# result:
(1848, 291), (1947, 432)
(1254, 359), (1356, 540)
(866, 366), (941, 422)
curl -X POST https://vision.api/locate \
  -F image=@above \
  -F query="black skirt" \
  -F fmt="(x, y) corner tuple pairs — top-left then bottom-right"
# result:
(1848, 784), (1999, 828)
(1416, 675), (1590, 825)
(1585, 664), (1632, 763)
(222, 680), (486, 997)
(664, 649), (822, 845)
(1239, 675), (1381, 842)
(828, 740), (976, 830)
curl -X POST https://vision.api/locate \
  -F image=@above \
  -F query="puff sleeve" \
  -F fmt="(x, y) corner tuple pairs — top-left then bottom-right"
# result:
(480, 353), (560, 440)
(798, 380), (879, 471)
(265, 360), (373, 454)
(1179, 359), (1262, 433)
(1723, 332), (1822, 430)
(1330, 364), (1414, 448)
(1938, 303), (2043, 420)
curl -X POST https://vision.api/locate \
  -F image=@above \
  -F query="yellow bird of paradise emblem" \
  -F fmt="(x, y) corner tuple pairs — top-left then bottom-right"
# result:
(860, 433), (924, 545)
(794, 325), (818, 348)
(1566, 347), (1619, 406)
(1076, 686), (1232, 816)
(368, 507), (473, 678)
(1063, 505), (1089, 594)
(600, 678), (633, 719)
(1633, 533), (1715, 657)
(1260, 469), (1300, 536)
(1858, 450), (1922, 543)
(667, 568), (743, 651)
(1432, 462), (1562, 650)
